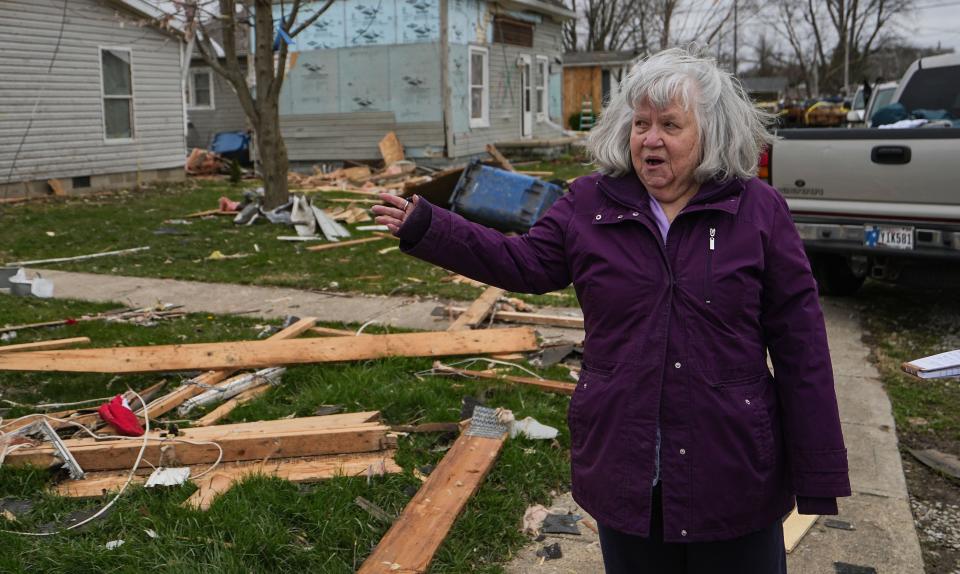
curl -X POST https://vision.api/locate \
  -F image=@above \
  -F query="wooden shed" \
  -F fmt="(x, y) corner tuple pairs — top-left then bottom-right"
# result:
(562, 50), (639, 129)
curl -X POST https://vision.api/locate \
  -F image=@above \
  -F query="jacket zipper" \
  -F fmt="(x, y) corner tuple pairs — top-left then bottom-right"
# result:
(705, 227), (715, 304)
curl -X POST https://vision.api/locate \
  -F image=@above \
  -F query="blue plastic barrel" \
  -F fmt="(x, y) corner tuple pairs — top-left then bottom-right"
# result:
(450, 160), (563, 233)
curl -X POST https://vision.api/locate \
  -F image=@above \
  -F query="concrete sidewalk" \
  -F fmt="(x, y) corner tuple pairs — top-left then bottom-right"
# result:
(37, 269), (585, 343)
(37, 271), (922, 572)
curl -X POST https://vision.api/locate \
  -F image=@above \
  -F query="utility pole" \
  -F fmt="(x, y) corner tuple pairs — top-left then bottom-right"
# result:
(733, 0), (738, 74)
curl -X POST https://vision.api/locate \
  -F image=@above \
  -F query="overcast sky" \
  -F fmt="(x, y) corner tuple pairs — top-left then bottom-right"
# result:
(908, 1), (960, 52)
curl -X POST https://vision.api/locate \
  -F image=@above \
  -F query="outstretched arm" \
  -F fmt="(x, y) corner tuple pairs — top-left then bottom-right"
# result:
(373, 192), (573, 295)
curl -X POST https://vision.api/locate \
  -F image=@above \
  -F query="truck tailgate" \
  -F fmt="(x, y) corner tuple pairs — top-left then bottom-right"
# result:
(773, 129), (960, 221)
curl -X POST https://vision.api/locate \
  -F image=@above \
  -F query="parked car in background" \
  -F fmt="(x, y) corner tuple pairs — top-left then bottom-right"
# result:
(763, 52), (960, 295)
(846, 81), (898, 127)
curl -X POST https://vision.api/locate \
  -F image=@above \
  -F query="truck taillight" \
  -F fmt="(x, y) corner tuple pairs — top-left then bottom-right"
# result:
(758, 146), (771, 182)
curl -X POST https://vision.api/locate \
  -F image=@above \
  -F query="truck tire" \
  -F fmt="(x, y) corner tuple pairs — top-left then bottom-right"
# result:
(811, 254), (865, 296)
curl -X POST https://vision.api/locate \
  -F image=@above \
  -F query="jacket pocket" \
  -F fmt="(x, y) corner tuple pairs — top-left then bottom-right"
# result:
(568, 364), (613, 450)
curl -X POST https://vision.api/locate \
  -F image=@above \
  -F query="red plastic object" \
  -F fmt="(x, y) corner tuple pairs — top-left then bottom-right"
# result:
(97, 395), (144, 437)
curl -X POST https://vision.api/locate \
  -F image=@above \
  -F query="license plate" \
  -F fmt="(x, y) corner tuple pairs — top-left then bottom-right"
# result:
(864, 225), (914, 250)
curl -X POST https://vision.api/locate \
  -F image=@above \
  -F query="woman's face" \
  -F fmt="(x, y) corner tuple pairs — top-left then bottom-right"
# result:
(629, 98), (701, 204)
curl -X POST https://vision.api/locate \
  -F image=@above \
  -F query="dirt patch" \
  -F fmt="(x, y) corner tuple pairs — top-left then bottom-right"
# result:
(900, 437), (960, 574)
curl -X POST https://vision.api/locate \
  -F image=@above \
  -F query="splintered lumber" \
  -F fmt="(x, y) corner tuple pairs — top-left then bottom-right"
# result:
(446, 306), (584, 330)
(434, 363), (576, 395)
(192, 384), (272, 427)
(486, 143), (515, 172)
(6, 246), (150, 267)
(0, 328), (539, 374)
(447, 286), (505, 331)
(6, 412), (391, 471)
(133, 317), (317, 418)
(306, 235), (389, 252)
(358, 430), (507, 573)
(0, 337), (90, 353)
(379, 131), (405, 166)
(783, 507), (819, 553)
(54, 452), (402, 504)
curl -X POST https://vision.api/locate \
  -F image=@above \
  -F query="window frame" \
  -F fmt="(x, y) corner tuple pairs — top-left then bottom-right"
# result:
(187, 67), (216, 111)
(98, 46), (136, 143)
(535, 55), (548, 122)
(468, 45), (489, 129)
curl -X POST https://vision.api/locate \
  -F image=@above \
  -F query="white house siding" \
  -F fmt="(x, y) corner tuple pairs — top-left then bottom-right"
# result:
(187, 61), (248, 150)
(447, 5), (567, 158)
(0, 0), (185, 193)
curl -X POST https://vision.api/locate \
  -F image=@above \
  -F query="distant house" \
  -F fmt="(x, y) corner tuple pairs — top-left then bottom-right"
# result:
(562, 50), (640, 128)
(272, 0), (575, 164)
(0, 0), (187, 197)
(186, 26), (249, 151)
(740, 76), (789, 103)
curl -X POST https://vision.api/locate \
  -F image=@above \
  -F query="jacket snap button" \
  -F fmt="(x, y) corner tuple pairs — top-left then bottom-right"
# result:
(617, 214), (623, 219)
(681, 530), (687, 537)
(595, 214), (602, 220)
(674, 362), (682, 369)
(632, 212), (639, 216)
(745, 399), (751, 405)
(680, 448), (686, 455)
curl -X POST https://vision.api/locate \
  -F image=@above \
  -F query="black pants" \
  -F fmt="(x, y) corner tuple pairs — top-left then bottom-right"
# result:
(597, 485), (787, 574)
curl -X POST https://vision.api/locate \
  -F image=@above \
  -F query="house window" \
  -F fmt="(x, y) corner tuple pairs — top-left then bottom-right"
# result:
(536, 56), (548, 121)
(469, 46), (489, 128)
(188, 68), (215, 110)
(100, 48), (134, 140)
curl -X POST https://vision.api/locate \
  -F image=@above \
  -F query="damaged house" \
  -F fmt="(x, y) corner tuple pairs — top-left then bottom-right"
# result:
(274, 0), (575, 165)
(0, 0), (188, 197)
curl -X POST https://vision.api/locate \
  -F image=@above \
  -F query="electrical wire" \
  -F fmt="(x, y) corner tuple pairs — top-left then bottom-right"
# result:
(0, 391), (225, 536)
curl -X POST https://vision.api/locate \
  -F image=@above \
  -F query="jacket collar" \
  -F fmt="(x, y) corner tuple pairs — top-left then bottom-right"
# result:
(595, 170), (745, 218)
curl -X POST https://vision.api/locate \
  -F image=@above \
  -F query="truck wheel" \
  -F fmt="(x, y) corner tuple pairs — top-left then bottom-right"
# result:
(811, 254), (865, 296)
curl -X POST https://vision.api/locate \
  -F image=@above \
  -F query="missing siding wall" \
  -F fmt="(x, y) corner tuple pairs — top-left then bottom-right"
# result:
(493, 17), (533, 47)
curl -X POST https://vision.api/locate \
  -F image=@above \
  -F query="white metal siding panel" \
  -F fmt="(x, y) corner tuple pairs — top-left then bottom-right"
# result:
(449, 19), (565, 157)
(0, 0), (186, 185)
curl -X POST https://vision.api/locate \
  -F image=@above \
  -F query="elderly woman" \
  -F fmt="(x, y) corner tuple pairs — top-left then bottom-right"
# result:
(374, 48), (850, 573)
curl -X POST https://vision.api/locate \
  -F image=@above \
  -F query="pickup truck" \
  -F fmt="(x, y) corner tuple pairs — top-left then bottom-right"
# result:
(766, 51), (960, 295)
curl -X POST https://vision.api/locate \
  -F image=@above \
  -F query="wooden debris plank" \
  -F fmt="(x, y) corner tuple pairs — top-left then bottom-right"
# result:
(514, 170), (553, 177)
(7, 246), (150, 267)
(47, 179), (66, 197)
(133, 317), (318, 418)
(192, 384), (272, 427)
(379, 131), (405, 166)
(447, 306), (584, 329)
(485, 144), (515, 172)
(0, 319), (74, 334)
(55, 452), (402, 501)
(7, 413), (391, 471)
(306, 235), (390, 252)
(447, 286), (505, 331)
(783, 507), (819, 553)
(0, 328), (539, 374)
(326, 198), (380, 204)
(435, 364), (576, 395)
(358, 430), (507, 573)
(311, 326), (359, 337)
(0, 337), (91, 353)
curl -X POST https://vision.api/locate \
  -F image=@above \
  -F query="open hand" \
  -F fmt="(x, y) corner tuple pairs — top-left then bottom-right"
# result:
(373, 193), (419, 234)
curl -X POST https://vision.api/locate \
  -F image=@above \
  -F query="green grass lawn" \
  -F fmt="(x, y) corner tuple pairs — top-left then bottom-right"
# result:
(0, 157), (597, 309)
(859, 282), (960, 442)
(0, 294), (574, 573)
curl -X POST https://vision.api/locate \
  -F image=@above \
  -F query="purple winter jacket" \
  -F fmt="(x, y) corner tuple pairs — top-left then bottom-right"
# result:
(397, 171), (851, 543)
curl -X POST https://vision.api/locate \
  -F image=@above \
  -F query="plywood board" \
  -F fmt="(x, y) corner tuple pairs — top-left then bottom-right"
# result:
(783, 507), (819, 553)
(0, 328), (539, 374)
